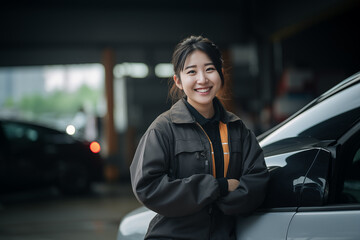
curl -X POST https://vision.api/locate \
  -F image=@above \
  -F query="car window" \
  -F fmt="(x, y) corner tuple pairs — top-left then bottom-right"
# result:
(2, 122), (41, 153)
(260, 82), (360, 147)
(342, 148), (360, 203)
(336, 130), (360, 204)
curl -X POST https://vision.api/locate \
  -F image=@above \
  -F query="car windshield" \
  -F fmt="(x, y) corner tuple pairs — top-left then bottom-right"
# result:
(260, 81), (360, 147)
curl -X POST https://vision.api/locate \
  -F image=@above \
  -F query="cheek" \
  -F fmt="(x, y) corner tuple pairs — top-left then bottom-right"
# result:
(181, 83), (192, 93)
(211, 74), (222, 86)
(179, 76), (193, 89)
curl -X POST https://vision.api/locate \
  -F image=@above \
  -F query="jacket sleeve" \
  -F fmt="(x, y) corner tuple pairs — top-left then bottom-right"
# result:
(130, 127), (220, 217)
(216, 125), (269, 215)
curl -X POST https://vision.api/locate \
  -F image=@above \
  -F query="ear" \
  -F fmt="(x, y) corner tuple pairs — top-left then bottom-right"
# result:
(173, 74), (183, 90)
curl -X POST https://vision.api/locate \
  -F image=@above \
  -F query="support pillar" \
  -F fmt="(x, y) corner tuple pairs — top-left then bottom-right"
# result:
(102, 48), (119, 182)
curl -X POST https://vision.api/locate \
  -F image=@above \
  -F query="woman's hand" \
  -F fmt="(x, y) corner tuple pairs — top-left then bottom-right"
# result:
(227, 179), (240, 192)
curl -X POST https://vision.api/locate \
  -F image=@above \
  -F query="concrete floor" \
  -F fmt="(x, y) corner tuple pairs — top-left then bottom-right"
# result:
(0, 182), (142, 240)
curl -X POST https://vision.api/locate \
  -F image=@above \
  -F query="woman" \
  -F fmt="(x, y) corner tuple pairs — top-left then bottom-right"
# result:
(130, 36), (269, 240)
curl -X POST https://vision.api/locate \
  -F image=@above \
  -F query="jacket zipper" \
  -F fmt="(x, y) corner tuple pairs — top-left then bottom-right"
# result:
(194, 122), (214, 239)
(196, 122), (230, 240)
(204, 157), (209, 174)
(195, 122), (214, 176)
(196, 121), (232, 177)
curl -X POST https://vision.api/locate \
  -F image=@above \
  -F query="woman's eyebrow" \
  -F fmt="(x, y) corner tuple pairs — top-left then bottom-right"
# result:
(184, 62), (214, 70)
(184, 65), (196, 70)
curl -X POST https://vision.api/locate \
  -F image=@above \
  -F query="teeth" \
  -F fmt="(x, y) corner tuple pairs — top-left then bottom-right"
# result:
(196, 88), (210, 93)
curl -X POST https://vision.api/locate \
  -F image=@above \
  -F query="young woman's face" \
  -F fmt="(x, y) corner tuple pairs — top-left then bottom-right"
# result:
(174, 50), (222, 112)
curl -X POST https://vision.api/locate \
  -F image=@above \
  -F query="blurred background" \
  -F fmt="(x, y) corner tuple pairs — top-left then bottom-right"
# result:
(0, 0), (359, 239)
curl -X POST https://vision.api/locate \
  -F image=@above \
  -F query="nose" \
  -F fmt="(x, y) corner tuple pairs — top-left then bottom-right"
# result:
(197, 71), (207, 84)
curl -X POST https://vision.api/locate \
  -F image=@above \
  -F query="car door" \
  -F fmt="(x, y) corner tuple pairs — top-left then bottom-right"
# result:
(287, 122), (360, 240)
(236, 145), (332, 240)
(0, 121), (44, 190)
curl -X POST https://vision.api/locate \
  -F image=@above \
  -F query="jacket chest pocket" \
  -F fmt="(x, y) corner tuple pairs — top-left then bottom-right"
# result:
(174, 140), (207, 179)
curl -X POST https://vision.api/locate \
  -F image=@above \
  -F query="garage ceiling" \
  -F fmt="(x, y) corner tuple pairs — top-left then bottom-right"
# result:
(0, 0), (357, 66)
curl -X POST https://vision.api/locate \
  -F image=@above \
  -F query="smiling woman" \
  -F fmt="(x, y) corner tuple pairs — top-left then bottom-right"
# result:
(169, 36), (225, 104)
(129, 35), (269, 240)
(173, 50), (222, 118)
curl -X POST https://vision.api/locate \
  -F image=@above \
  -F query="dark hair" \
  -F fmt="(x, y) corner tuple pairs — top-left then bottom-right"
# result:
(169, 36), (225, 103)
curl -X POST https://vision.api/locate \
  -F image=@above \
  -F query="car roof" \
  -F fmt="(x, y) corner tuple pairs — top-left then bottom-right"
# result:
(0, 118), (65, 134)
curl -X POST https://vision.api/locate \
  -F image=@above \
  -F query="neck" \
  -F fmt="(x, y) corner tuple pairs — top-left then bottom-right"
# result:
(194, 103), (215, 119)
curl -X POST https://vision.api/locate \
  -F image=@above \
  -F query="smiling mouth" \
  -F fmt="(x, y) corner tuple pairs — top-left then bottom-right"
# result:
(195, 87), (212, 93)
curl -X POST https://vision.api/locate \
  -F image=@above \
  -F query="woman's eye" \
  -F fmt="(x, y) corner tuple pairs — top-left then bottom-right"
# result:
(206, 67), (215, 72)
(187, 70), (196, 74)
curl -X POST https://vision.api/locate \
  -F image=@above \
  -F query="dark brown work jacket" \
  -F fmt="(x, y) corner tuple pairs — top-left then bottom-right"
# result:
(130, 98), (269, 240)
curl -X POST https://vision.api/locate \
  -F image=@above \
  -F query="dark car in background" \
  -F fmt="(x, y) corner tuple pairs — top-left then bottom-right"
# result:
(117, 71), (360, 240)
(0, 119), (104, 195)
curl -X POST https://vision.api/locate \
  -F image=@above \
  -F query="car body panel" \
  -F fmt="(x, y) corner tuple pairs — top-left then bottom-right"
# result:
(117, 206), (156, 240)
(287, 207), (360, 240)
(236, 210), (296, 240)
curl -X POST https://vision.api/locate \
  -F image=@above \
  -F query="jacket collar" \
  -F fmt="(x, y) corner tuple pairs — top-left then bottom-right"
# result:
(169, 98), (195, 124)
(170, 97), (241, 124)
(184, 98), (221, 126)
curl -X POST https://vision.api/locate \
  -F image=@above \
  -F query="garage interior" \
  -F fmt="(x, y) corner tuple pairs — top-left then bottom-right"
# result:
(1, 0), (359, 180)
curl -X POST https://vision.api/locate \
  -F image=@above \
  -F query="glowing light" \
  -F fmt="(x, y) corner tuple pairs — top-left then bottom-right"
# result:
(155, 63), (174, 78)
(66, 125), (76, 135)
(113, 63), (149, 78)
(90, 141), (101, 153)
